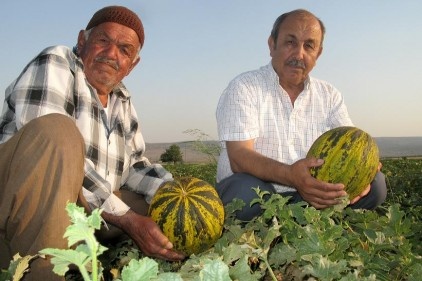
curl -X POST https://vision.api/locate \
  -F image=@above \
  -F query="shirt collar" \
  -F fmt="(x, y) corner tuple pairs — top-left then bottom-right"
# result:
(111, 83), (131, 101)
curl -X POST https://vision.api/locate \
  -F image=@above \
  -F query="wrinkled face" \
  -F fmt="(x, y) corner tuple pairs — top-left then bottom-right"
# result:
(268, 14), (323, 87)
(77, 22), (140, 94)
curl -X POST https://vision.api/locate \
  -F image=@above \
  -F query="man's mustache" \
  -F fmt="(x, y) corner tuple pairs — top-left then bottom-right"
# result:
(286, 58), (305, 69)
(95, 57), (119, 71)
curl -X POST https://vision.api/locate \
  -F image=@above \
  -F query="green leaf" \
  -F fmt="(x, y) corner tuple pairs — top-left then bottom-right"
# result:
(296, 226), (335, 257)
(121, 257), (158, 281)
(39, 248), (90, 276)
(363, 229), (386, 245)
(87, 208), (103, 230)
(63, 204), (102, 250)
(268, 243), (297, 266)
(407, 262), (422, 281)
(229, 255), (262, 281)
(261, 217), (281, 249)
(198, 259), (231, 281)
(302, 254), (348, 280)
(65, 223), (95, 247)
(155, 272), (183, 281)
(222, 243), (246, 264)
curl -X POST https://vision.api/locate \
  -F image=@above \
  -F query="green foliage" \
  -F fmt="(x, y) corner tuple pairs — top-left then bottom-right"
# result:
(216, 190), (422, 280)
(164, 129), (220, 185)
(382, 158), (422, 208)
(3, 158), (422, 280)
(160, 144), (184, 163)
(39, 203), (107, 281)
(157, 159), (422, 280)
(164, 163), (217, 185)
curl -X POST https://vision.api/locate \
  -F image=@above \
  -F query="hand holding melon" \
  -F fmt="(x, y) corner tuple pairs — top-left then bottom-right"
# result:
(306, 126), (380, 201)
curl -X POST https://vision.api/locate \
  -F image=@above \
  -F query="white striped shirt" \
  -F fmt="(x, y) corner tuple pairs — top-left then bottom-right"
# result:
(216, 63), (353, 192)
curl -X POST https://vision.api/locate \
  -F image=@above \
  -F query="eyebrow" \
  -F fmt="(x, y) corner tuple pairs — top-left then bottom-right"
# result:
(286, 34), (319, 45)
(95, 30), (137, 48)
(285, 34), (297, 40)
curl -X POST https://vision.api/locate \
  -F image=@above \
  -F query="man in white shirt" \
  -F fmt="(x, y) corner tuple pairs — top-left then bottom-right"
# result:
(216, 9), (387, 221)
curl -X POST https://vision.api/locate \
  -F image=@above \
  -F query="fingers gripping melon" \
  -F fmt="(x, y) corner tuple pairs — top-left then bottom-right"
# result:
(306, 126), (379, 200)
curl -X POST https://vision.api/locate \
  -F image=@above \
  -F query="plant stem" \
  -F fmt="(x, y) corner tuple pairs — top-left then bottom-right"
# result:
(263, 257), (278, 281)
(91, 240), (98, 281)
(79, 267), (92, 281)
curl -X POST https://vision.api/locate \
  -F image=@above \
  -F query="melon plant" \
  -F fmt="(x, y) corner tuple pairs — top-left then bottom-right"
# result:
(306, 126), (379, 200)
(148, 177), (224, 256)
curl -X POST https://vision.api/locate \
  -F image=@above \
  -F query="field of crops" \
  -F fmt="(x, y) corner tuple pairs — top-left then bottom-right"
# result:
(1, 158), (421, 281)
(93, 158), (421, 280)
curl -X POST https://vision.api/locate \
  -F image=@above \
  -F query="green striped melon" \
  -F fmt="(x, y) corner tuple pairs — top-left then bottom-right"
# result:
(306, 126), (379, 200)
(148, 177), (224, 256)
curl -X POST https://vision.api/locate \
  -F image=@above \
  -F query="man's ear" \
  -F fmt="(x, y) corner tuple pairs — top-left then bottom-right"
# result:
(126, 56), (141, 76)
(76, 30), (86, 54)
(268, 36), (276, 57)
(317, 45), (323, 59)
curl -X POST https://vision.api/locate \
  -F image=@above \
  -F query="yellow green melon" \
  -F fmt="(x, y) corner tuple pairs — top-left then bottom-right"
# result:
(306, 126), (379, 200)
(148, 177), (224, 255)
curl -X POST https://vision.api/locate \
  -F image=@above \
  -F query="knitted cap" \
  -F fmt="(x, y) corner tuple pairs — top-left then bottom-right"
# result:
(86, 6), (145, 47)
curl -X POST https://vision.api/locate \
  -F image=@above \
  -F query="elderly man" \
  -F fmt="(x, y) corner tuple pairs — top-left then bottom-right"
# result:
(0, 6), (184, 280)
(216, 9), (387, 221)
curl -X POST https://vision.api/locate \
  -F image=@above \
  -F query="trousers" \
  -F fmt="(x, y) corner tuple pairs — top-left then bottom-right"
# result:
(0, 114), (150, 280)
(0, 114), (85, 280)
(216, 172), (388, 221)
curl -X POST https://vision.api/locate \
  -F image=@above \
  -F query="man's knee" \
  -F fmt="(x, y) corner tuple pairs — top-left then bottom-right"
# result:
(370, 171), (387, 206)
(29, 114), (84, 151)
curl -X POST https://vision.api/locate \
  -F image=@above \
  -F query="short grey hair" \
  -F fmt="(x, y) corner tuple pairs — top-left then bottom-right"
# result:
(270, 9), (326, 47)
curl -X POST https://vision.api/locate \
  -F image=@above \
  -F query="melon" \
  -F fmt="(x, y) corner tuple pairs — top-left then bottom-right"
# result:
(148, 177), (224, 256)
(306, 126), (379, 200)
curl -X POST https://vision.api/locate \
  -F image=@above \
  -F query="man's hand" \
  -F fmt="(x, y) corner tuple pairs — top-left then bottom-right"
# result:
(350, 184), (371, 204)
(289, 158), (347, 209)
(349, 162), (382, 205)
(226, 140), (348, 209)
(102, 210), (185, 261)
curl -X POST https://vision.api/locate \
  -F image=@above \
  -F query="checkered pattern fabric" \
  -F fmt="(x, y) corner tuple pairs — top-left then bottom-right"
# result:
(0, 45), (172, 215)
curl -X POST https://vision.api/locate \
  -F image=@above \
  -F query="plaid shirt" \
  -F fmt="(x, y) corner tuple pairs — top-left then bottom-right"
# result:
(0, 45), (172, 215)
(216, 63), (353, 192)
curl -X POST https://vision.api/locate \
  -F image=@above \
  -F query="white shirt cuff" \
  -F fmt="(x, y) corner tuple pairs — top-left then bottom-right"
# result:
(100, 193), (130, 216)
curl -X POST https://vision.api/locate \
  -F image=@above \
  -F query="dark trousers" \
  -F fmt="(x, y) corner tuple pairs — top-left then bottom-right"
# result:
(216, 172), (387, 221)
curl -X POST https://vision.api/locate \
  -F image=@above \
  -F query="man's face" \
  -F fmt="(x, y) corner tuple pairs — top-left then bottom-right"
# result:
(268, 14), (323, 87)
(77, 22), (140, 94)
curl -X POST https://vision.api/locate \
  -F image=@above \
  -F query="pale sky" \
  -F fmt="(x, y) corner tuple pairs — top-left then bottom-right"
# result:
(1, 0), (421, 142)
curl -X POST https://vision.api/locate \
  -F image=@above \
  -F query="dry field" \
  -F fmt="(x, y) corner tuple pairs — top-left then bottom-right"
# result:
(144, 137), (422, 164)
(144, 142), (215, 163)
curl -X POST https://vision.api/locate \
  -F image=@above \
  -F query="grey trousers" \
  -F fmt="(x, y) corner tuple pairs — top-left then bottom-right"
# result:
(216, 172), (388, 221)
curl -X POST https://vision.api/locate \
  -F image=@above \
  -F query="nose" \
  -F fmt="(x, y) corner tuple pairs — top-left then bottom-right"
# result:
(102, 42), (119, 59)
(293, 44), (305, 59)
